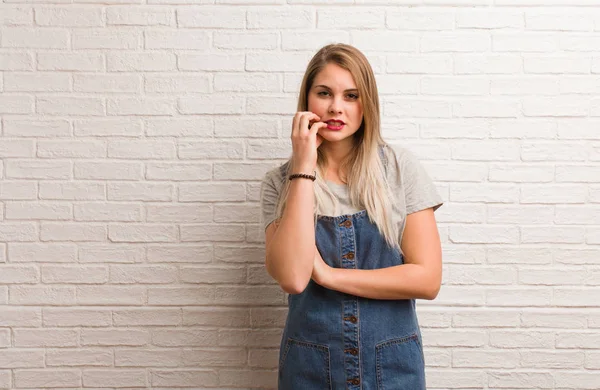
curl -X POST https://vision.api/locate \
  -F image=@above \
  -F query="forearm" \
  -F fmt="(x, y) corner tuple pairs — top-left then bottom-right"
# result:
(266, 177), (316, 294)
(322, 263), (441, 300)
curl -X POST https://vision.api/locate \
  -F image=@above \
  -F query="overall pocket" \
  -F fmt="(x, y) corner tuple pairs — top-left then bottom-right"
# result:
(376, 333), (426, 390)
(278, 338), (331, 390)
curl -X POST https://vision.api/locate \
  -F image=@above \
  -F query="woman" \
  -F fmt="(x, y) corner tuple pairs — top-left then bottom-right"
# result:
(259, 43), (443, 390)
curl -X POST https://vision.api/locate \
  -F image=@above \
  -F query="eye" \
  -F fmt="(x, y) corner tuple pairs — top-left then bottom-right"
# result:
(317, 91), (330, 96)
(347, 94), (359, 99)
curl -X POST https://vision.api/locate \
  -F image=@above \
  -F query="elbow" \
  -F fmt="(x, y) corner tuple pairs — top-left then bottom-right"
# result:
(265, 256), (310, 295)
(423, 281), (441, 300)
(280, 279), (309, 295)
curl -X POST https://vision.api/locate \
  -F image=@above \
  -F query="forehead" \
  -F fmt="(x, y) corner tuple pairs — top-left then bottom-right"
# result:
(312, 63), (357, 89)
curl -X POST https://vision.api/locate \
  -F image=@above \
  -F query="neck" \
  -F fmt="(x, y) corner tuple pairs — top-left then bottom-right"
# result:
(319, 138), (354, 167)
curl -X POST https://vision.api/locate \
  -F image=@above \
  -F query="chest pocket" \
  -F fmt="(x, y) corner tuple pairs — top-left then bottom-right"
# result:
(376, 333), (426, 390)
(278, 337), (332, 390)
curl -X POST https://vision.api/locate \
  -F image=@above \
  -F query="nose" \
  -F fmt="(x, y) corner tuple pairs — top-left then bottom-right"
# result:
(328, 97), (343, 114)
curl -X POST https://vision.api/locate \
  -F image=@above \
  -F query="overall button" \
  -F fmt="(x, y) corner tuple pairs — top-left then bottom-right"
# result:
(342, 220), (352, 227)
(344, 348), (359, 355)
(343, 252), (354, 260)
(344, 316), (357, 323)
(348, 378), (360, 385)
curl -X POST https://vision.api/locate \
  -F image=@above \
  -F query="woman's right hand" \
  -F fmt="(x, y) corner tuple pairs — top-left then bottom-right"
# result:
(290, 111), (327, 174)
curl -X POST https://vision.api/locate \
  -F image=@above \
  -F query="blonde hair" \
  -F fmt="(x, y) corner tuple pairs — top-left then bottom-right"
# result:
(274, 43), (401, 252)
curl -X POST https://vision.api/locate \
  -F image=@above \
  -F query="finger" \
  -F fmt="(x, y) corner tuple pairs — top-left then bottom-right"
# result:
(291, 112), (301, 137)
(299, 112), (320, 135)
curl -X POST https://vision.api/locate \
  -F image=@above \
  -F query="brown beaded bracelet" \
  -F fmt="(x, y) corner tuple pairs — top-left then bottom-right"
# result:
(289, 171), (316, 181)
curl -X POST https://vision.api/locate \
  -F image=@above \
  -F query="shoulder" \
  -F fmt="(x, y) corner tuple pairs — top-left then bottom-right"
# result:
(381, 144), (422, 183)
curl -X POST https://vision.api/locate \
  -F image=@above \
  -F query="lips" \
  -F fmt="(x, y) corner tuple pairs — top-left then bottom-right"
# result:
(325, 119), (345, 126)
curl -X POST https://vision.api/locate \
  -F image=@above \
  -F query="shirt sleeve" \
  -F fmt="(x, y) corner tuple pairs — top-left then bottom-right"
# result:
(397, 148), (443, 214)
(259, 169), (281, 233)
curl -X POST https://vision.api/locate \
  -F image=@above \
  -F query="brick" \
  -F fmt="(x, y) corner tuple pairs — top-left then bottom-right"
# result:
(151, 370), (218, 387)
(8, 243), (77, 263)
(107, 7), (174, 25)
(520, 184), (586, 204)
(46, 349), (113, 367)
(107, 183), (173, 201)
(2, 27), (68, 48)
(37, 97), (104, 116)
(454, 54), (522, 74)
(387, 54), (452, 74)
(1, 7), (32, 25)
(0, 308), (41, 326)
(522, 311), (587, 328)
(0, 350), (44, 368)
(214, 32), (277, 49)
(109, 224), (177, 243)
(39, 182), (105, 201)
(0, 52), (33, 70)
(490, 330), (554, 348)
(37, 52), (104, 71)
(14, 329), (78, 347)
(184, 308), (250, 327)
(388, 10), (454, 30)
(81, 329), (149, 346)
(14, 370), (80, 387)
(77, 286), (145, 305)
(453, 350), (518, 368)
(37, 140), (106, 159)
(110, 265), (177, 283)
(488, 372), (553, 389)
(453, 99), (519, 117)
(146, 163), (212, 181)
(73, 29), (141, 49)
(457, 10), (523, 29)
(0, 222), (37, 241)
(353, 31), (418, 52)
(108, 140), (175, 159)
(74, 74), (141, 93)
(525, 56), (590, 74)
(178, 6), (245, 28)
(108, 52), (176, 71)
(75, 118), (142, 137)
(79, 244), (144, 263)
(83, 370), (146, 387)
(4, 72), (70, 92)
(0, 95), (33, 114)
(145, 118), (212, 137)
(42, 265), (108, 283)
(43, 308), (111, 327)
(147, 245), (212, 263)
(493, 33), (559, 52)
(74, 202), (141, 222)
(113, 309), (181, 326)
(107, 97), (175, 116)
(145, 74), (209, 93)
(148, 287), (213, 305)
(178, 53), (244, 71)
(74, 162), (142, 180)
(179, 96), (243, 114)
(422, 32), (490, 52)
(35, 7), (103, 26)
(145, 30), (209, 49)
(40, 222), (106, 242)
(152, 329), (218, 347)
(487, 288), (552, 307)
(115, 349), (182, 367)
(10, 286), (75, 305)
(146, 203), (212, 222)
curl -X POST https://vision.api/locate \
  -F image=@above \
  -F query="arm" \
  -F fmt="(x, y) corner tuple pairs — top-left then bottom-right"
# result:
(313, 207), (442, 300)
(265, 176), (316, 295)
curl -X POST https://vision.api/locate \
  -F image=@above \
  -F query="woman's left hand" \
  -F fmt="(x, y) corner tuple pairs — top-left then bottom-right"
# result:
(311, 246), (333, 288)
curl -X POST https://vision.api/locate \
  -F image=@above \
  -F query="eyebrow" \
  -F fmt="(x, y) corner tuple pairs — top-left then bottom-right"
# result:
(314, 85), (358, 92)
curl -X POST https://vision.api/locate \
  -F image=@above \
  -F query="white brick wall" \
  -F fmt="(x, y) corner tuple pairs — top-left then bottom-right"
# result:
(0, 1), (599, 389)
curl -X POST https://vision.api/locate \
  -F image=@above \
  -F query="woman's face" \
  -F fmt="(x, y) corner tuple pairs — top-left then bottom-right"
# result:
(307, 63), (364, 144)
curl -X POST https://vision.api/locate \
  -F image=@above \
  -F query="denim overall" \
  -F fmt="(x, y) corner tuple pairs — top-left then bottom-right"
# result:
(277, 146), (426, 389)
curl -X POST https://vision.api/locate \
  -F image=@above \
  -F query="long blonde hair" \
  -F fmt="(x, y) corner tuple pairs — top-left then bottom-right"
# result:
(274, 43), (401, 252)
